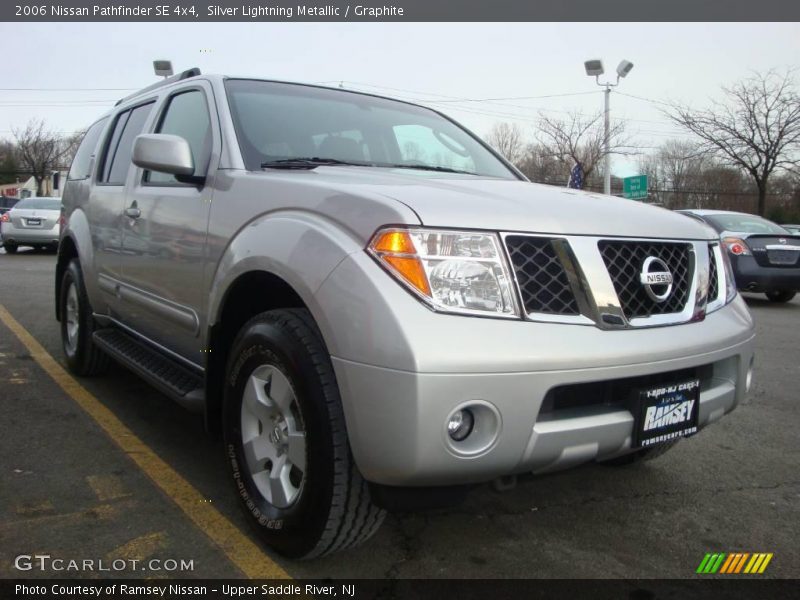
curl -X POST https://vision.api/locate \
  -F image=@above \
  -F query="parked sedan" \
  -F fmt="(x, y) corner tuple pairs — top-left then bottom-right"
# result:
(0, 197), (62, 254)
(678, 209), (799, 303)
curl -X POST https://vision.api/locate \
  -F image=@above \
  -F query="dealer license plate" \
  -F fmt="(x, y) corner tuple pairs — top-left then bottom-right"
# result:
(632, 379), (700, 448)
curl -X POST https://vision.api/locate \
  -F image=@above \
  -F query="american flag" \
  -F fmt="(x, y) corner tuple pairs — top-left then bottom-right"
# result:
(567, 162), (584, 190)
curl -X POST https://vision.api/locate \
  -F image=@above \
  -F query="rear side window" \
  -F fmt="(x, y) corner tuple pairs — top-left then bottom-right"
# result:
(99, 102), (154, 185)
(147, 90), (211, 184)
(67, 117), (108, 181)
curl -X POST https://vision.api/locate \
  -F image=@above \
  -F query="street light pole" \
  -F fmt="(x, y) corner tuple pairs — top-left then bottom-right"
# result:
(583, 59), (634, 197)
(603, 84), (611, 196)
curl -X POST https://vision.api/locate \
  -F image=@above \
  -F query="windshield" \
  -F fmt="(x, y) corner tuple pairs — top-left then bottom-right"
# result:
(15, 198), (62, 211)
(705, 213), (790, 235)
(225, 80), (517, 179)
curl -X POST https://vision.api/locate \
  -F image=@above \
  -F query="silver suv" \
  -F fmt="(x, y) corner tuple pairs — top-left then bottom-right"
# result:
(57, 69), (756, 559)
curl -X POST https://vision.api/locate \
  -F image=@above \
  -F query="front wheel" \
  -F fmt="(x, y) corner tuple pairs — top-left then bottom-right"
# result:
(765, 290), (796, 303)
(223, 309), (385, 559)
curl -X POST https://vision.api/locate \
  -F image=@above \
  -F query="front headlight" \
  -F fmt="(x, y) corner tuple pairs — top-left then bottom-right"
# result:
(367, 227), (520, 318)
(719, 244), (738, 304)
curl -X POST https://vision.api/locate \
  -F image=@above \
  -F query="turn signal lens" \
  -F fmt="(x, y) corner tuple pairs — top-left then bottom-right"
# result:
(367, 227), (519, 318)
(0, 213), (9, 222)
(373, 230), (416, 254)
(383, 255), (431, 296)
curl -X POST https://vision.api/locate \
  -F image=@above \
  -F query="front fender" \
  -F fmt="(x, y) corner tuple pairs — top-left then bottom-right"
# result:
(207, 210), (366, 332)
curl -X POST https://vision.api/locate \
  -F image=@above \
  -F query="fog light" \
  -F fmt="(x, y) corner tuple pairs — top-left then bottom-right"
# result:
(447, 409), (474, 442)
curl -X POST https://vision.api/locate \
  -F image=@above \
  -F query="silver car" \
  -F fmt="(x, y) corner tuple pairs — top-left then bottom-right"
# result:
(1, 197), (62, 253)
(56, 69), (756, 559)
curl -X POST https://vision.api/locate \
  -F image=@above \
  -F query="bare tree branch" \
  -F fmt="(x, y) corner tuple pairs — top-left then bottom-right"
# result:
(663, 69), (800, 215)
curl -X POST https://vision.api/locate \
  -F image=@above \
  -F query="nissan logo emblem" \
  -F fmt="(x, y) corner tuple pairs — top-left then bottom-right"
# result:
(639, 257), (674, 303)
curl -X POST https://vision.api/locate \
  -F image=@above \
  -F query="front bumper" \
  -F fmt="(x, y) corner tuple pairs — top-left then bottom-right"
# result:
(732, 254), (800, 292)
(315, 253), (756, 487)
(0, 223), (60, 245)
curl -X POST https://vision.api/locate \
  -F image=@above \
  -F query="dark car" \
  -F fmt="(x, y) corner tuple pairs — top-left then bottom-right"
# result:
(678, 209), (800, 303)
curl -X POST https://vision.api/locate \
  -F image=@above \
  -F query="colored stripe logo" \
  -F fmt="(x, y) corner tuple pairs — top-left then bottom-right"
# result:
(697, 552), (773, 574)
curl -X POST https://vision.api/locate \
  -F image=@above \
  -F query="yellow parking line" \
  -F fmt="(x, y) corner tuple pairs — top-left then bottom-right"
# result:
(0, 304), (290, 580)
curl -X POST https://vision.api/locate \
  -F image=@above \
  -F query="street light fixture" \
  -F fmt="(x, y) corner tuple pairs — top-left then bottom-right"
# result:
(584, 58), (634, 195)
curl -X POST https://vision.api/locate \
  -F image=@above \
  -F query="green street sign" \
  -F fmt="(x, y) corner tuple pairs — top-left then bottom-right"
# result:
(623, 175), (648, 200)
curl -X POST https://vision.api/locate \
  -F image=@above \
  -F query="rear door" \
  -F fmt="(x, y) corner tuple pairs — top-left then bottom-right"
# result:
(89, 102), (156, 315)
(117, 82), (218, 365)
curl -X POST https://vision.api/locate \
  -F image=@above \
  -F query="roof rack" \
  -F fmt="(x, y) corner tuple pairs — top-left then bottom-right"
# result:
(115, 67), (202, 106)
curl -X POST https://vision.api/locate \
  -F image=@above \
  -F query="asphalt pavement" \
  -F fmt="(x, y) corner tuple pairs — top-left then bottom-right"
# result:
(0, 246), (797, 580)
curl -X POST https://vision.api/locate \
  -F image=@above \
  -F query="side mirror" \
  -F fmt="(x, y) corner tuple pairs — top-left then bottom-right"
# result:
(132, 134), (205, 185)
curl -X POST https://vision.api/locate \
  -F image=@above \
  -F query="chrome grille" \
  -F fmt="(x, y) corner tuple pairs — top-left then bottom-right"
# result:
(598, 241), (692, 319)
(708, 245), (719, 302)
(505, 236), (579, 315)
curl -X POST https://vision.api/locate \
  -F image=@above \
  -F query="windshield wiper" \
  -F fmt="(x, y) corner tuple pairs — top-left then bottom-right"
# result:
(261, 157), (365, 170)
(388, 163), (477, 175)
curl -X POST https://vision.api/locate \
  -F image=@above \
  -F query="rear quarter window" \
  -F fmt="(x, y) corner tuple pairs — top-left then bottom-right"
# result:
(67, 117), (108, 181)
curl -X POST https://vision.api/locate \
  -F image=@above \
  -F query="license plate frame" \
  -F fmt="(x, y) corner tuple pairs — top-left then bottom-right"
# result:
(26, 218), (42, 226)
(632, 378), (700, 448)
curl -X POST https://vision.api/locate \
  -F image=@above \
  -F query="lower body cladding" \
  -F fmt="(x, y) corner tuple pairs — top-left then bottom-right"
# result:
(332, 321), (755, 488)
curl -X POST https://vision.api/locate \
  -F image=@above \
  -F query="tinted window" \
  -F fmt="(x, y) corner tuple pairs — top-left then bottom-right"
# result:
(147, 90), (211, 184)
(67, 118), (108, 180)
(225, 80), (515, 179)
(14, 198), (62, 210)
(100, 102), (154, 185)
(705, 213), (790, 235)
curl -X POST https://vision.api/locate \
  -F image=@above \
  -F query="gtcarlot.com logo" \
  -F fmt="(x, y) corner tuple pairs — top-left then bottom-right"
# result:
(697, 552), (773, 574)
(14, 554), (194, 572)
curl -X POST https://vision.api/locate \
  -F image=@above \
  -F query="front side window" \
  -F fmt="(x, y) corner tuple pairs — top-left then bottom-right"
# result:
(225, 80), (516, 179)
(99, 102), (154, 185)
(68, 117), (108, 181)
(147, 90), (212, 184)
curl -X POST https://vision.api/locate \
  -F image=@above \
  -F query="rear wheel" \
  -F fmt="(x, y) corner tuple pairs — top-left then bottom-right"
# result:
(765, 290), (796, 303)
(223, 308), (385, 559)
(59, 260), (110, 376)
(601, 440), (679, 466)
(3, 243), (17, 254)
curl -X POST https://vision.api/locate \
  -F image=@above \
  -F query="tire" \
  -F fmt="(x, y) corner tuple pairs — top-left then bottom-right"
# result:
(223, 308), (385, 559)
(601, 440), (679, 466)
(59, 259), (110, 376)
(765, 290), (796, 303)
(3, 243), (17, 254)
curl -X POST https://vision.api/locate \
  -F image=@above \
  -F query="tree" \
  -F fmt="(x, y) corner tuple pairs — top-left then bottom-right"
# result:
(516, 143), (565, 185)
(535, 110), (634, 187)
(485, 122), (526, 165)
(665, 70), (800, 216)
(12, 119), (78, 196)
(0, 140), (19, 185)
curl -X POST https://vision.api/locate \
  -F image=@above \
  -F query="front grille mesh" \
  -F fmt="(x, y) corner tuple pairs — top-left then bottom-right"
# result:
(505, 236), (579, 315)
(598, 241), (692, 319)
(708, 245), (719, 302)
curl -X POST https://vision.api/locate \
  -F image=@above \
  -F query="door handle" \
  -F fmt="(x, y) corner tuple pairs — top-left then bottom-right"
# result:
(124, 207), (141, 219)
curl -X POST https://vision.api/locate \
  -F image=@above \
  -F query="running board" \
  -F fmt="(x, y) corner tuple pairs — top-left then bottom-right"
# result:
(92, 328), (205, 413)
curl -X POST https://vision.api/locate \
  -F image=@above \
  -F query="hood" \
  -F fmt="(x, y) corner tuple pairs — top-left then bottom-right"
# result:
(266, 167), (715, 240)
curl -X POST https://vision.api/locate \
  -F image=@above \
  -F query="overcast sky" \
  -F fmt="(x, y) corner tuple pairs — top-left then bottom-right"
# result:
(1, 22), (798, 176)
